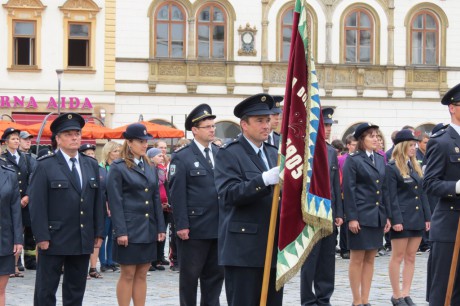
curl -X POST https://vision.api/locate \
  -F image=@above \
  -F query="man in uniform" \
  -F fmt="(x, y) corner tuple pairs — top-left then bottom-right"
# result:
(29, 113), (104, 306)
(214, 93), (282, 306)
(423, 83), (460, 306)
(19, 130), (39, 270)
(1, 127), (37, 274)
(266, 95), (283, 149)
(169, 104), (224, 306)
(300, 107), (344, 306)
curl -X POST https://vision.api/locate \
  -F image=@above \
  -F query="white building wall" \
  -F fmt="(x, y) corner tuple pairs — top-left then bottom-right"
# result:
(113, 0), (460, 146)
(0, 0), (107, 93)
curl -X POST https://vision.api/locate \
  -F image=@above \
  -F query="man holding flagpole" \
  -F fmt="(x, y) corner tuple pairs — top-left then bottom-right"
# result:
(215, 93), (283, 306)
(300, 107), (344, 306)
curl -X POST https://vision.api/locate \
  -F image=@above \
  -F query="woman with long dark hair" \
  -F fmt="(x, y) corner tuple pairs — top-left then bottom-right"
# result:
(343, 123), (391, 306)
(386, 130), (430, 306)
(107, 123), (166, 306)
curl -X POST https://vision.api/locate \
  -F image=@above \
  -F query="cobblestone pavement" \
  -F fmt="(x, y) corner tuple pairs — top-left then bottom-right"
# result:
(6, 251), (430, 306)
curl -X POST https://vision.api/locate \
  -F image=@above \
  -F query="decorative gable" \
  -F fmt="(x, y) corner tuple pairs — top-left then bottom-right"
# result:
(3, 0), (46, 16)
(59, 0), (101, 19)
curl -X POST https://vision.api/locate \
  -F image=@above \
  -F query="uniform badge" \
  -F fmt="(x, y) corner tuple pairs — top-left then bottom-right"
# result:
(68, 114), (72, 119)
(170, 164), (176, 176)
(456, 147), (459, 153)
(194, 162), (199, 168)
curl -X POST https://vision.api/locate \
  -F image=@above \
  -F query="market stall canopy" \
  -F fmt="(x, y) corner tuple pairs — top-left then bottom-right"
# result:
(104, 121), (184, 139)
(0, 121), (29, 136)
(24, 121), (112, 139)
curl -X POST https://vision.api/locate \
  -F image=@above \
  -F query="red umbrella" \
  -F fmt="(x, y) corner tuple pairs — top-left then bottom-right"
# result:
(104, 121), (184, 139)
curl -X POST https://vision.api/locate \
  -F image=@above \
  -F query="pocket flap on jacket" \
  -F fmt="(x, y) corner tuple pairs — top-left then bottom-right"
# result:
(48, 221), (62, 230)
(190, 170), (206, 176)
(228, 222), (258, 234)
(188, 207), (204, 216)
(449, 155), (460, 163)
(50, 181), (69, 189)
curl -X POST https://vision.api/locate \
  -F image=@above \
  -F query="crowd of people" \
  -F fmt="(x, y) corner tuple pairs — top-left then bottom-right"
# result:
(0, 84), (459, 306)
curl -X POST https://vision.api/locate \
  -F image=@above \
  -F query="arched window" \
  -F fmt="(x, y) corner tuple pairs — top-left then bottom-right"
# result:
(344, 9), (373, 63)
(281, 7), (294, 62)
(280, 7), (313, 62)
(341, 122), (364, 144)
(196, 4), (227, 59)
(155, 2), (186, 58)
(415, 123), (435, 137)
(215, 121), (240, 142)
(411, 11), (438, 65)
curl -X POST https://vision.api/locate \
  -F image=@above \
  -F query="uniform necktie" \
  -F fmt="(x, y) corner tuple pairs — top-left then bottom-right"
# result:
(11, 154), (17, 164)
(70, 157), (82, 191)
(369, 154), (374, 165)
(258, 150), (268, 171)
(204, 148), (213, 169)
(408, 161), (413, 172)
(138, 160), (144, 172)
(268, 134), (273, 146)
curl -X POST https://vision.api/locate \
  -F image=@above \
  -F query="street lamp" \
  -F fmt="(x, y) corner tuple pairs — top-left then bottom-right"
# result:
(56, 69), (64, 114)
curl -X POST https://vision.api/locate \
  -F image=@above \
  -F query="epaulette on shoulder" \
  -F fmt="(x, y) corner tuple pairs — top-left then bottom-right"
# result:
(0, 156), (6, 162)
(174, 143), (190, 153)
(265, 141), (277, 149)
(112, 158), (125, 164)
(37, 152), (55, 161)
(387, 160), (395, 165)
(1, 164), (15, 172)
(431, 129), (446, 138)
(221, 138), (238, 149)
(81, 153), (97, 161)
(349, 151), (360, 157)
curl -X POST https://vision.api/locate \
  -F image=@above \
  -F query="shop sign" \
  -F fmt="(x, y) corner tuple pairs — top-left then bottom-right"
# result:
(0, 96), (93, 110)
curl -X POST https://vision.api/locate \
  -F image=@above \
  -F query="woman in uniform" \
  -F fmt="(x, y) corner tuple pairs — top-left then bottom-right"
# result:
(343, 123), (391, 306)
(107, 123), (166, 306)
(0, 163), (23, 306)
(386, 129), (430, 306)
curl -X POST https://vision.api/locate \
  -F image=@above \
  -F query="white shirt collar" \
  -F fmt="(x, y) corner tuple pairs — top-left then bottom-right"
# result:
(450, 122), (460, 136)
(193, 139), (211, 153)
(244, 135), (265, 154)
(365, 150), (374, 158)
(133, 157), (143, 166)
(60, 150), (79, 164)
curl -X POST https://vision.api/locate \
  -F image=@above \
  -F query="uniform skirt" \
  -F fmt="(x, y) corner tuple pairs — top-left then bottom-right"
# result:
(113, 242), (156, 265)
(347, 226), (384, 250)
(390, 229), (424, 240)
(0, 254), (15, 275)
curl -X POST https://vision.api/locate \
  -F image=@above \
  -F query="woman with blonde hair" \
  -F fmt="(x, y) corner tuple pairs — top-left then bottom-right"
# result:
(386, 129), (430, 306)
(107, 123), (166, 306)
(98, 141), (122, 273)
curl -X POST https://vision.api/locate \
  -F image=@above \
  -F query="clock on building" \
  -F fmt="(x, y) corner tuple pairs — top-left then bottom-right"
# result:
(238, 23), (257, 56)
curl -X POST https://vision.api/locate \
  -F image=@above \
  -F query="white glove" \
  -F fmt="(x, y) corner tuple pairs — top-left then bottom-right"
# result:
(262, 166), (280, 186)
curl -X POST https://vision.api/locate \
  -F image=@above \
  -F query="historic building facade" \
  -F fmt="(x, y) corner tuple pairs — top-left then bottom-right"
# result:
(2, 0), (459, 147)
(114, 0), (460, 146)
(0, 0), (115, 141)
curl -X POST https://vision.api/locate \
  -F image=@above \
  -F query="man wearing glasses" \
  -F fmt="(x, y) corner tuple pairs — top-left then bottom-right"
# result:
(169, 104), (224, 306)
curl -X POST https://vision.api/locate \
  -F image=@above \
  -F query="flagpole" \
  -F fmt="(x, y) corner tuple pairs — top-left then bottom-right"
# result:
(444, 216), (460, 306)
(260, 154), (282, 306)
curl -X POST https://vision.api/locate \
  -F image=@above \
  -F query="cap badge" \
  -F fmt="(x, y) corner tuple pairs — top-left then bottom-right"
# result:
(261, 96), (266, 102)
(328, 114), (332, 118)
(204, 110), (209, 115)
(143, 130), (147, 135)
(68, 114), (73, 119)
(275, 102), (280, 107)
(456, 147), (459, 153)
